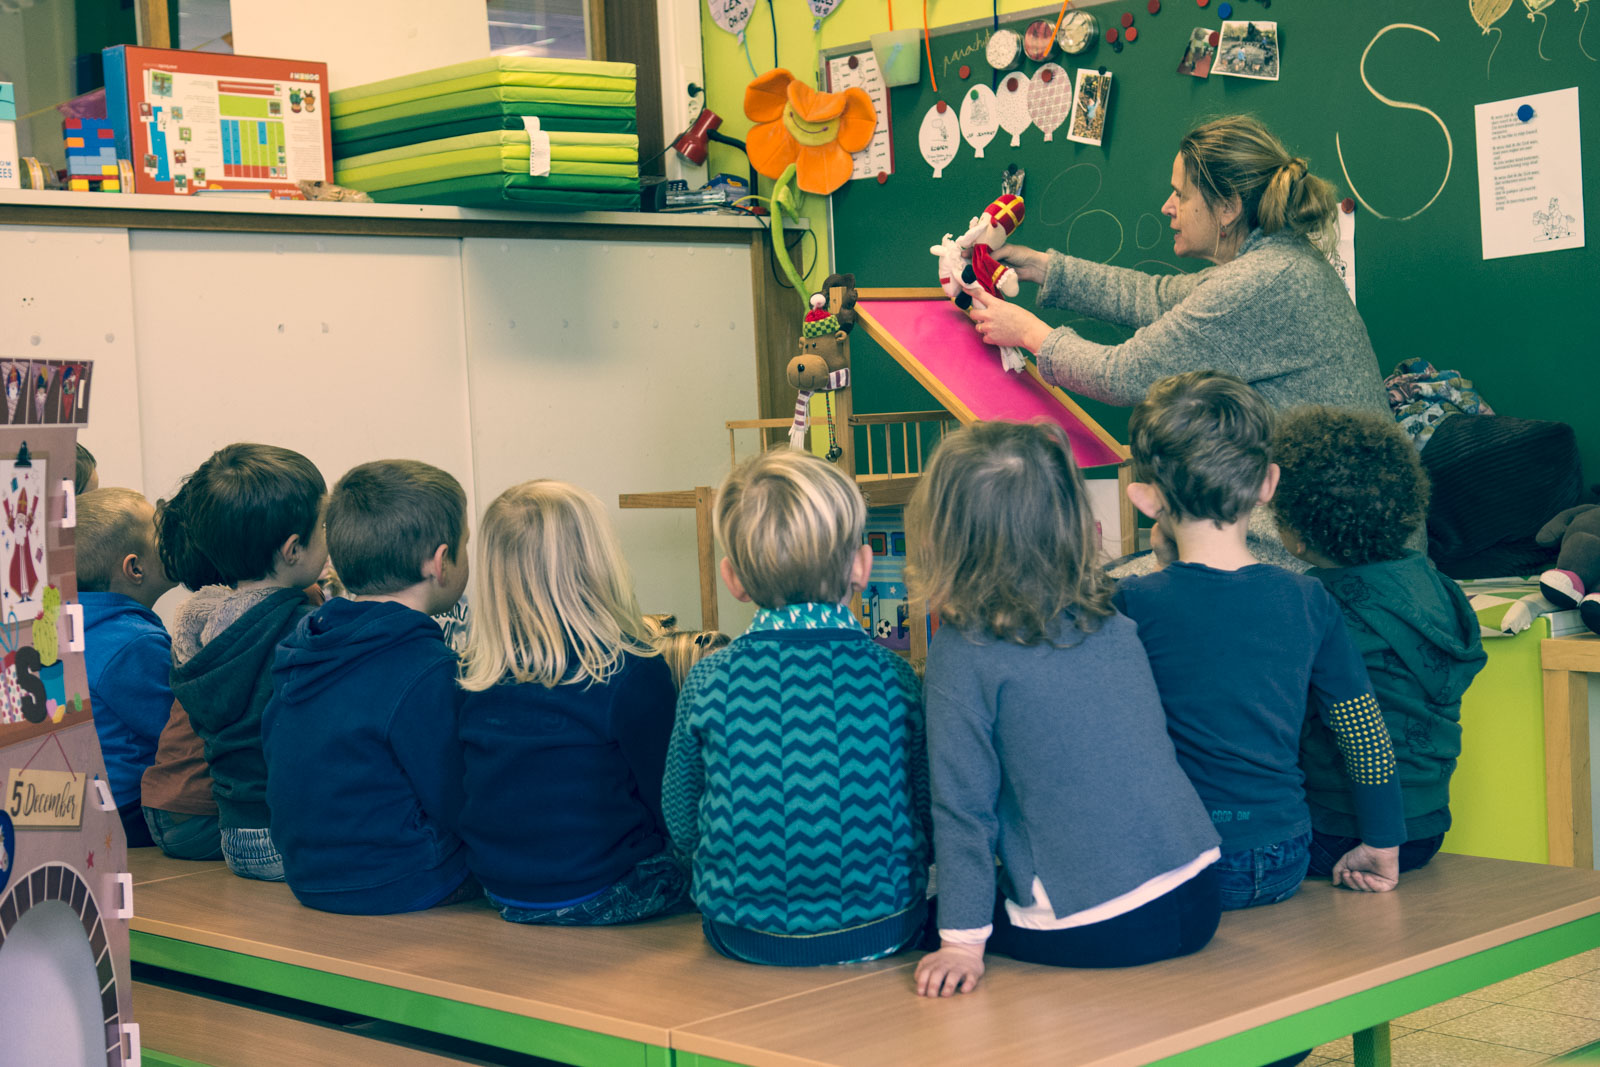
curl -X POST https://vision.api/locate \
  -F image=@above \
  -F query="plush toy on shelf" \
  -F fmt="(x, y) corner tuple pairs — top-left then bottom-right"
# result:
(1537, 503), (1600, 635)
(930, 167), (1028, 373)
(787, 273), (858, 455)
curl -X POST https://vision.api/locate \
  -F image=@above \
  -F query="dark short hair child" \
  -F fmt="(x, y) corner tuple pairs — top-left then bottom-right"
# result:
(76, 488), (157, 594)
(75, 442), (98, 495)
(1271, 407), (1429, 567)
(157, 443), (326, 590)
(324, 460), (467, 596)
(1127, 370), (1274, 527)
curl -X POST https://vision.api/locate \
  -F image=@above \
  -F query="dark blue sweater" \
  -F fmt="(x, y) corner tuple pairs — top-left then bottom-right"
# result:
(458, 651), (676, 907)
(263, 598), (469, 915)
(1114, 562), (1405, 853)
(81, 592), (173, 810)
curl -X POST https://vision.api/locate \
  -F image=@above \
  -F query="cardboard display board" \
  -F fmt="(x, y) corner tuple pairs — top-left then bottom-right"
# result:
(0, 392), (136, 1066)
(103, 45), (333, 196)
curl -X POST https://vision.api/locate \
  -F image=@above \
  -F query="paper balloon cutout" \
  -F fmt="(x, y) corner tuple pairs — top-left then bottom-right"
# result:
(808, 0), (843, 31)
(996, 72), (1033, 147)
(1027, 63), (1072, 142)
(920, 103), (960, 179)
(960, 83), (999, 158)
(709, 0), (757, 39)
(1470, 0), (1515, 29)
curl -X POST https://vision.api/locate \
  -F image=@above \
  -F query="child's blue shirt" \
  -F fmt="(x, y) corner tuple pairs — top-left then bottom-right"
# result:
(1114, 562), (1405, 853)
(263, 598), (468, 915)
(81, 592), (174, 809)
(663, 602), (931, 934)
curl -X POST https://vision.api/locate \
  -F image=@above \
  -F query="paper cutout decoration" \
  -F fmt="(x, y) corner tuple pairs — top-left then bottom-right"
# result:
(1213, 20), (1280, 80)
(709, 0), (758, 40)
(987, 28), (1023, 69)
(959, 84), (999, 158)
(996, 72), (1033, 146)
(0, 457), (46, 624)
(920, 102), (960, 178)
(1178, 26), (1217, 76)
(1027, 63), (1072, 141)
(744, 69), (877, 195)
(6, 767), (84, 829)
(28, 363), (55, 425)
(807, 0), (843, 30)
(2, 364), (21, 425)
(1068, 68), (1112, 146)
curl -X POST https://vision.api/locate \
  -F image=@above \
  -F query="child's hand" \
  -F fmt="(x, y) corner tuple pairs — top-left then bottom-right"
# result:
(915, 943), (986, 997)
(1331, 843), (1400, 893)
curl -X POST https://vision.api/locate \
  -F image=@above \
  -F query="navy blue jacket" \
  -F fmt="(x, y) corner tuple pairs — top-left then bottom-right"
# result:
(82, 592), (174, 810)
(263, 598), (469, 915)
(458, 651), (676, 906)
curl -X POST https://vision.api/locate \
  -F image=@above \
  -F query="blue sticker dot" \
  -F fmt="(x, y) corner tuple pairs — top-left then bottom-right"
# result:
(1218, 2), (1232, 16)
(1517, 104), (1534, 122)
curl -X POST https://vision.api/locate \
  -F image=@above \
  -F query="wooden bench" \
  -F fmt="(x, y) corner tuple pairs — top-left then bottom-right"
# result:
(126, 851), (1600, 1067)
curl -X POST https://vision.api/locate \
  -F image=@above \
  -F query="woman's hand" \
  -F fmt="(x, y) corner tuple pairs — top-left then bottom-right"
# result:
(969, 293), (1055, 354)
(915, 942), (987, 997)
(994, 243), (1049, 284)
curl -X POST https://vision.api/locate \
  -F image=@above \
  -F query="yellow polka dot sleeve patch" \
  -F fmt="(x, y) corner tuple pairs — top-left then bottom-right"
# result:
(1323, 694), (1395, 786)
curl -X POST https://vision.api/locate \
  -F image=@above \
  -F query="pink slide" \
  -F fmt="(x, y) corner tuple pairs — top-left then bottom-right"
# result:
(856, 298), (1126, 469)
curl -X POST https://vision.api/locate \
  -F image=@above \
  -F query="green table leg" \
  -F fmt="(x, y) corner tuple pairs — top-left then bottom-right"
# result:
(1353, 1022), (1392, 1067)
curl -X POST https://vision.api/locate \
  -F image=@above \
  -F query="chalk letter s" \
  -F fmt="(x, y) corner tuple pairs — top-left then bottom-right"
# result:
(1335, 24), (1454, 221)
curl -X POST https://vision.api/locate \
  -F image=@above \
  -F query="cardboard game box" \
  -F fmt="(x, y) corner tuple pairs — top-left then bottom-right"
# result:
(103, 45), (332, 196)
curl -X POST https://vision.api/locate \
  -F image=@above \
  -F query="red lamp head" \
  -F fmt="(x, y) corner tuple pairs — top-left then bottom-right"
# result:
(673, 108), (724, 165)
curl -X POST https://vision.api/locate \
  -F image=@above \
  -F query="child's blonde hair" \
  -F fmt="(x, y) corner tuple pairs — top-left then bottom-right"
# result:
(715, 449), (865, 609)
(906, 421), (1113, 644)
(642, 613), (730, 688)
(459, 480), (655, 691)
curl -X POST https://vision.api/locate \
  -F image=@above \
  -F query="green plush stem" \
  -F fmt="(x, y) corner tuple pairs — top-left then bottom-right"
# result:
(767, 165), (810, 300)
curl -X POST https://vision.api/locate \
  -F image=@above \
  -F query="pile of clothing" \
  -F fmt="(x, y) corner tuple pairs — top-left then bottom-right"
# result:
(329, 58), (640, 211)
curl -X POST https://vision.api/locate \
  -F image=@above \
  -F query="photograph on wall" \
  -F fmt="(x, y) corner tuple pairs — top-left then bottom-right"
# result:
(1213, 20), (1279, 81)
(1177, 26), (1216, 77)
(1067, 69), (1112, 146)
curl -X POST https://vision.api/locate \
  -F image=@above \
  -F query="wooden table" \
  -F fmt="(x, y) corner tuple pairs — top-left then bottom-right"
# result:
(127, 853), (1600, 1067)
(1545, 634), (1600, 867)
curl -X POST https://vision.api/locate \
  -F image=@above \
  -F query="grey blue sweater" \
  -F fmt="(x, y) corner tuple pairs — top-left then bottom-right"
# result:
(925, 613), (1219, 931)
(1035, 229), (1389, 419)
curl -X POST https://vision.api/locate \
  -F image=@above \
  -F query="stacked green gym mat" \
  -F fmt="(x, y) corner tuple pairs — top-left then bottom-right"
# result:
(330, 57), (641, 211)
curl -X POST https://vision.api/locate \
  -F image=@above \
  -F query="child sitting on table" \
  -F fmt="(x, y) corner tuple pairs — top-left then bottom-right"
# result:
(908, 422), (1221, 998)
(158, 443), (328, 881)
(263, 460), (475, 914)
(457, 480), (685, 925)
(76, 488), (178, 850)
(1272, 407), (1486, 877)
(1114, 372), (1406, 909)
(664, 449), (930, 966)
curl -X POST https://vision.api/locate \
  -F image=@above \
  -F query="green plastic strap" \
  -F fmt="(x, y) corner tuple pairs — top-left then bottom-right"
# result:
(332, 56), (636, 107)
(332, 88), (635, 133)
(337, 129), (639, 170)
(131, 931), (660, 1067)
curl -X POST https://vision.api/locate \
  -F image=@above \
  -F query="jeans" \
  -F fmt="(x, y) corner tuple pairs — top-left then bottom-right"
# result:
(220, 826), (285, 882)
(988, 867), (1221, 969)
(1214, 831), (1311, 911)
(143, 808), (223, 861)
(119, 801), (154, 850)
(1307, 830), (1446, 879)
(493, 853), (689, 926)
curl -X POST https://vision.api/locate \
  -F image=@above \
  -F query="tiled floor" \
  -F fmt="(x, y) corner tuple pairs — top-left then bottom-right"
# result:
(1308, 948), (1600, 1065)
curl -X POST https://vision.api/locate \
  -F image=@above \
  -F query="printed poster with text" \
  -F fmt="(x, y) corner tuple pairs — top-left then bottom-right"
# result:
(1475, 87), (1585, 261)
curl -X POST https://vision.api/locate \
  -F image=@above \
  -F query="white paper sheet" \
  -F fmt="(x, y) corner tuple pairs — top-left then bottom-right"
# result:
(1329, 209), (1356, 305)
(1475, 87), (1585, 261)
(826, 51), (894, 181)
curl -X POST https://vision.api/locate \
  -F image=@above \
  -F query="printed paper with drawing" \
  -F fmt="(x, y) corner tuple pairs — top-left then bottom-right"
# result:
(826, 51), (894, 181)
(1476, 87), (1584, 260)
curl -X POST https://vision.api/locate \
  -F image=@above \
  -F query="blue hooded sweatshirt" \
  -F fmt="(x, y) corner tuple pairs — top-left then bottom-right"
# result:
(81, 592), (174, 809)
(263, 598), (469, 915)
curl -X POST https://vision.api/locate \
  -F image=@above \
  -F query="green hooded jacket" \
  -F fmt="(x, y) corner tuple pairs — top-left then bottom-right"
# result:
(1301, 552), (1487, 840)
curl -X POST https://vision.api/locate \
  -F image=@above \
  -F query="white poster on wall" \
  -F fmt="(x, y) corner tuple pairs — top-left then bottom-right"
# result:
(1475, 87), (1585, 261)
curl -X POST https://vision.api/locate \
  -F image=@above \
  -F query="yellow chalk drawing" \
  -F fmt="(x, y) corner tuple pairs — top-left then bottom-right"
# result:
(1470, 0), (1515, 74)
(1335, 24), (1453, 222)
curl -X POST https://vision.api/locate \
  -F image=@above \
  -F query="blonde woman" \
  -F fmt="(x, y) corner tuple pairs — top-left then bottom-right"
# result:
(456, 480), (686, 925)
(908, 422), (1220, 998)
(971, 115), (1386, 422)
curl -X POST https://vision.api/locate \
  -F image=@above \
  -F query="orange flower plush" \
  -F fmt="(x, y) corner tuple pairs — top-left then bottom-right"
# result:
(744, 69), (876, 196)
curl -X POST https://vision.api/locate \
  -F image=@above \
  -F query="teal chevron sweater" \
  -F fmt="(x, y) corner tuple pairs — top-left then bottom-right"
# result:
(663, 603), (931, 934)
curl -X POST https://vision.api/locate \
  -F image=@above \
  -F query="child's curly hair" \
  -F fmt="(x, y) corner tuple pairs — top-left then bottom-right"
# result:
(1271, 406), (1430, 567)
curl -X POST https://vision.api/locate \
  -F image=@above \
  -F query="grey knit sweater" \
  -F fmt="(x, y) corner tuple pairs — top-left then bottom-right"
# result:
(1036, 229), (1390, 420)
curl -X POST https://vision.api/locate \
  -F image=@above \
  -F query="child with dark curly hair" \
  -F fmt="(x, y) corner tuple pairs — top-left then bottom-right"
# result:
(1273, 407), (1486, 877)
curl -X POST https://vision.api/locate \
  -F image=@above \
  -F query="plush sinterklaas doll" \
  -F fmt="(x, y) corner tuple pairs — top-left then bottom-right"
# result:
(1538, 504), (1600, 635)
(931, 193), (1028, 373)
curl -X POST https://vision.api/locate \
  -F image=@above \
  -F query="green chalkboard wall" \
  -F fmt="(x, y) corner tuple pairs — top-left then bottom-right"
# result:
(827, 0), (1599, 480)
